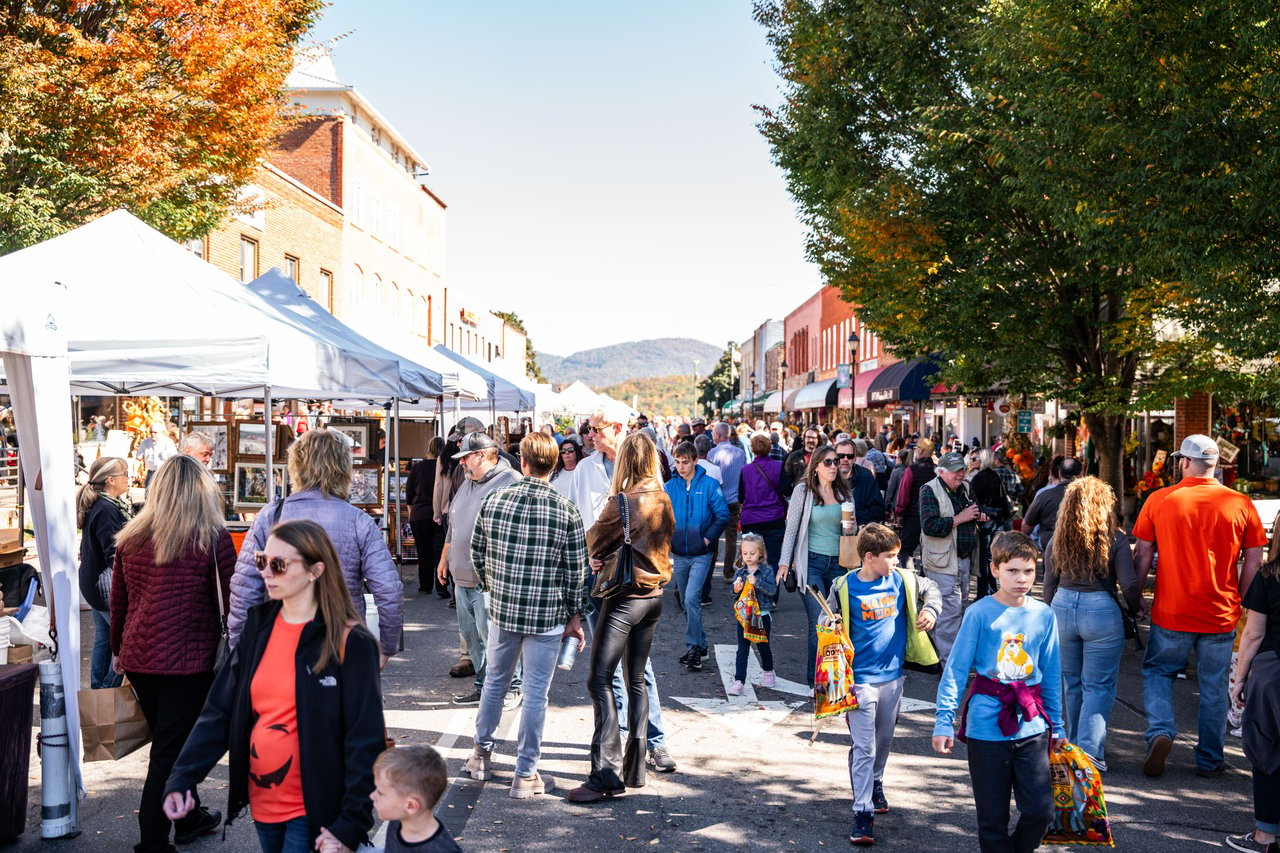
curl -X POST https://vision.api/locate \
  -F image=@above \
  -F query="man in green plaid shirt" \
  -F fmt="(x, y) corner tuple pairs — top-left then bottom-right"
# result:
(464, 432), (590, 799)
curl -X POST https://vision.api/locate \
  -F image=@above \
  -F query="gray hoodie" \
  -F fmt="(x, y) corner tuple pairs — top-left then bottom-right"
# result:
(445, 457), (521, 587)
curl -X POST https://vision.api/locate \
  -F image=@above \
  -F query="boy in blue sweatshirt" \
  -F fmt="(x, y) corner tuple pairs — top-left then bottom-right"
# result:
(933, 530), (1065, 853)
(826, 523), (942, 846)
(664, 441), (729, 671)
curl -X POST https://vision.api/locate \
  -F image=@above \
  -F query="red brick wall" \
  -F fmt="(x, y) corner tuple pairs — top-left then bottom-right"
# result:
(271, 117), (343, 206)
(1174, 392), (1212, 446)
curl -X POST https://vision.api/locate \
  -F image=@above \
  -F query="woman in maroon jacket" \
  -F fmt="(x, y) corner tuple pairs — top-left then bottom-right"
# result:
(111, 454), (235, 853)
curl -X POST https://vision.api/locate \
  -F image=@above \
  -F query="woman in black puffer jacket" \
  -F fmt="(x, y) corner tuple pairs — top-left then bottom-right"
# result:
(77, 455), (130, 689)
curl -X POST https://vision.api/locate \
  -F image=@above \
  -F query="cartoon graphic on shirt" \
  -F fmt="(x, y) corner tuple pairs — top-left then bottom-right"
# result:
(995, 631), (1034, 681)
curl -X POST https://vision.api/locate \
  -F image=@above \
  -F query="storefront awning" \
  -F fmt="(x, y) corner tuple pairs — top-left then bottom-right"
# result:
(853, 363), (892, 409)
(795, 378), (839, 410)
(867, 356), (943, 405)
(722, 398), (741, 413)
(761, 390), (783, 414)
(783, 385), (802, 412)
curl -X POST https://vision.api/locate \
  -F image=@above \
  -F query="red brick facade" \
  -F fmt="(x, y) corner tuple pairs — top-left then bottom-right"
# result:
(1174, 392), (1213, 446)
(271, 117), (343, 206)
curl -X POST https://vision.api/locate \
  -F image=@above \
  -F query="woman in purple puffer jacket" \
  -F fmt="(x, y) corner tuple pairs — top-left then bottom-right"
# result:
(227, 428), (403, 664)
(739, 433), (791, 574)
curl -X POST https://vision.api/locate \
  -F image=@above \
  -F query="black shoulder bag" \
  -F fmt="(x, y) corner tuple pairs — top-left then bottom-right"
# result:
(591, 493), (636, 599)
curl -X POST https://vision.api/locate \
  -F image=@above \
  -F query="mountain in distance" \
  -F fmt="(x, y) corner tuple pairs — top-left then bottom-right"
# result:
(539, 338), (723, 388)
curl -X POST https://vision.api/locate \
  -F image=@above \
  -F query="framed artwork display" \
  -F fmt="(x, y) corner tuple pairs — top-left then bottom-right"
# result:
(331, 424), (369, 460)
(387, 474), (407, 503)
(235, 421), (289, 460)
(189, 422), (230, 472)
(349, 465), (383, 506)
(234, 462), (287, 508)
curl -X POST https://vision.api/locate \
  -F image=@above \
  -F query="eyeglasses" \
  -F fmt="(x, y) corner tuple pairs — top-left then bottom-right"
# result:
(836, 453), (855, 460)
(254, 553), (305, 576)
(561, 447), (576, 454)
(819, 458), (838, 468)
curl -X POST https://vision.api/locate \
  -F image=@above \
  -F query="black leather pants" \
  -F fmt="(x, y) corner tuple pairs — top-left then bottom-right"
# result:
(586, 594), (662, 791)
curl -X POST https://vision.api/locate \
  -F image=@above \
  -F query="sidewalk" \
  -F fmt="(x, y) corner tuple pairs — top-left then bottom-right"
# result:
(11, 579), (1255, 852)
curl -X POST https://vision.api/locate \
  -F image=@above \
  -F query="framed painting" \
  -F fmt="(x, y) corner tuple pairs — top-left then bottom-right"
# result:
(349, 464), (383, 507)
(188, 422), (230, 473)
(235, 421), (288, 460)
(331, 424), (370, 461)
(234, 462), (287, 509)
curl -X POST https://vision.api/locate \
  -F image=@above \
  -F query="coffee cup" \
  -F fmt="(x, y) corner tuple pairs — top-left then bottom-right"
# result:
(840, 501), (855, 524)
(841, 520), (856, 536)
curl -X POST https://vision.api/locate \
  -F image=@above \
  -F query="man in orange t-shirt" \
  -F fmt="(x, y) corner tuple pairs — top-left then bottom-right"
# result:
(1132, 434), (1266, 780)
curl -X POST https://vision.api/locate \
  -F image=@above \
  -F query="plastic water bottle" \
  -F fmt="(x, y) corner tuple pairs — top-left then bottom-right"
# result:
(557, 636), (579, 671)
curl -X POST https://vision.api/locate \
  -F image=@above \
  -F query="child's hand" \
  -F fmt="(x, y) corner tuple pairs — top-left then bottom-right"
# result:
(314, 827), (349, 853)
(733, 580), (744, 593)
(1050, 737), (1067, 752)
(915, 610), (936, 631)
(931, 735), (953, 755)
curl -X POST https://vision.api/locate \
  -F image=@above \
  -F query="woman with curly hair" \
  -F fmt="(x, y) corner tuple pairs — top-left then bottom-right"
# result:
(1043, 476), (1143, 770)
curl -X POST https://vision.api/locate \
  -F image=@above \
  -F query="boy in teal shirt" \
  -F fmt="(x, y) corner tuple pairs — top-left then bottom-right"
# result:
(933, 530), (1065, 853)
(826, 523), (941, 846)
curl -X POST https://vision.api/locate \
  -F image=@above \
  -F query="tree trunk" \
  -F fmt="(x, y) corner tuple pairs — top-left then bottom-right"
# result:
(1082, 412), (1127, 524)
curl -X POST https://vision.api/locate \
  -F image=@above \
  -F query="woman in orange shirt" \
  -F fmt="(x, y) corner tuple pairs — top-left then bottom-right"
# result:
(163, 520), (386, 853)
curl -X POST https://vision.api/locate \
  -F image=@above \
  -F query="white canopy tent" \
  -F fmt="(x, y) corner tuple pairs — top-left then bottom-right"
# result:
(432, 345), (535, 413)
(554, 380), (607, 419)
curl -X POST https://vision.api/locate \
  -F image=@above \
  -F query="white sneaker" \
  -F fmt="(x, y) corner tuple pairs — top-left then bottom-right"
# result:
(759, 670), (777, 688)
(728, 679), (744, 696)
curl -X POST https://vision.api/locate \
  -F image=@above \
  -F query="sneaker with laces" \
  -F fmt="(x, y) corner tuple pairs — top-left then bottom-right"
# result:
(1225, 831), (1278, 853)
(728, 679), (744, 696)
(173, 806), (221, 844)
(1142, 734), (1172, 777)
(463, 747), (491, 781)
(678, 648), (693, 666)
(759, 670), (777, 688)
(871, 780), (889, 814)
(686, 654), (703, 671)
(849, 811), (875, 845)
(1195, 761), (1226, 778)
(694, 645), (708, 661)
(509, 771), (553, 799)
(647, 746), (677, 773)
(452, 689), (483, 706)
(503, 690), (523, 711)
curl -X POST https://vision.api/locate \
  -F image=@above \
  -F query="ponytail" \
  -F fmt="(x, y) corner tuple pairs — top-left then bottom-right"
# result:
(78, 457), (126, 527)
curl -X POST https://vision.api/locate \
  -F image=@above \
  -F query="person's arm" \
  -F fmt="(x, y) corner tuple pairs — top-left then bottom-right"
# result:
(777, 459), (793, 496)
(1041, 540), (1059, 604)
(109, 550), (127, 656)
(1240, 546), (1264, 603)
(777, 485), (807, 584)
(227, 512), (270, 647)
(704, 485), (730, 546)
(1232, 608), (1268, 706)
(563, 507), (589, 643)
(436, 542), (451, 586)
(586, 494), (624, 559)
(356, 512), (404, 658)
(895, 467), (914, 516)
(755, 563), (778, 599)
(214, 528), (236, 606)
(1111, 532), (1143, 616)
(325, 631), (385, 850)
(916, 572), (943, 620)
(919, 484), (954, 538)
(1133, 538), (1155, 593)
(1039, 609), (1067, 744)
(470, 502), (489, 589)
(1022, 492), (1045, 531)
(405, 462), (420, 507)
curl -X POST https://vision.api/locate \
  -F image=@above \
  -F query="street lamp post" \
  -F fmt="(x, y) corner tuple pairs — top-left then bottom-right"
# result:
(749, 371), (756, 425)
(848, 331), (860, 435)
(780, 358), (788, 425)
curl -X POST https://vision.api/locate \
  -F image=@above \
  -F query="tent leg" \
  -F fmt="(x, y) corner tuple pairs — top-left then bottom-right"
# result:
(263, 385), (274, 503)
(393, 398), (402, 566)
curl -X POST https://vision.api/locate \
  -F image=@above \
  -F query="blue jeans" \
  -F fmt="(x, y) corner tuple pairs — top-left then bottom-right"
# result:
(255, 816), (311, 853)
(589, 595), (665, 748)
(672, 552), (714, 651)
(90, 608), (121, 690)
(455, 585), (522, 693)
(801, 552), (846, 685)
(1142, 624), (1234, 770)
(1051, 590), (1123, 770)
(475, 624), (560, 776)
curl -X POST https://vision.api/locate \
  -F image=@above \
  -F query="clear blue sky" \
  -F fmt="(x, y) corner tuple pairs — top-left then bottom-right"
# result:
(310, 0), (822, 356)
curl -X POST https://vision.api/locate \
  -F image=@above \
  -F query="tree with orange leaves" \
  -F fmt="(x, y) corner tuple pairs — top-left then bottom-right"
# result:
(0, 0), (322, 253)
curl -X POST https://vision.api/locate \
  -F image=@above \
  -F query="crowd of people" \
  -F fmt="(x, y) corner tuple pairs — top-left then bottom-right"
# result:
(69, 409), (1280, 853)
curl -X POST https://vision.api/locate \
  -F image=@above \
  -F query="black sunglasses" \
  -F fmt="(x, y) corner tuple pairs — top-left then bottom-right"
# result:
(836, 453), (856, 460)
(819, 458), (838, 468)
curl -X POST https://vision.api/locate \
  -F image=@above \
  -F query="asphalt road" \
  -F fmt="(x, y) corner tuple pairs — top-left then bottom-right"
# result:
(9, 569), (1256, 852)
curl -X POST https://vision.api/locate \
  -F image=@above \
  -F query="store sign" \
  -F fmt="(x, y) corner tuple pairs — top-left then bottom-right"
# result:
(869, 387), (897, 404)
(459, 309), (479, 327)
(836, 363), (851, 390)
(1017, 409), (1034, 434)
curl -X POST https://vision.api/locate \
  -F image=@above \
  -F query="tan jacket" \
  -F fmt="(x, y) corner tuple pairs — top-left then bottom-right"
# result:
(587, 478), (675, 593)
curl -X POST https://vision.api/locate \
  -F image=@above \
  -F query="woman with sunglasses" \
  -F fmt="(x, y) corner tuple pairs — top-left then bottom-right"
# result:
(552, 435), (584, 491)
(778, 445), (853, 685)
(78, 455), (131, 690)
(110, 454), (236, 853)
(164, 519), (386, 853)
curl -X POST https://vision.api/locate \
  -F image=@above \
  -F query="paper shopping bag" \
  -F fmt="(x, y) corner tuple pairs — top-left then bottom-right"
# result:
(78, 680), (151, 762)
(838, 534), (860, 570)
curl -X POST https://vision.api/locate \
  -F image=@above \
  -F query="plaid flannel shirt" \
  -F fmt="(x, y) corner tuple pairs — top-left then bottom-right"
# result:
(995, 463), (1024, 503)
(471, 477), (589, 635)
(769, 442), (788, 462)
(919, 478), (978, 559)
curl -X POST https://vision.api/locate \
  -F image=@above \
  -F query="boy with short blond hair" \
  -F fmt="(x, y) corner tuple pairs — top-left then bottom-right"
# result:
(933, 530), (1065, 853)
(827, 523), (941, 845)
(368, 746), (460, 852)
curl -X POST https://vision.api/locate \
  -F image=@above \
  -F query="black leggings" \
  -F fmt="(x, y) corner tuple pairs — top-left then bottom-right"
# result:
(898, 514), (922, 568)
(409, 517), (446, 592)
(586, 594), (662, 791)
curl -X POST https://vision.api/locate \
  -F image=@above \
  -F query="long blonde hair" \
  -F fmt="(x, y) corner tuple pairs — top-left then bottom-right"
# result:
(268, 519), (368, 671)
(610, 432), (660, 494)
(115, 455), (224, 565)
(1049, 476), (1116, 582)
(77, 456), (126, 527)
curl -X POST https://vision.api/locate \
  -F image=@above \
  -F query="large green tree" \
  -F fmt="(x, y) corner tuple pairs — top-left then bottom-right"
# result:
(697, 343), (737, 418)
(756, 0), (1280, 503)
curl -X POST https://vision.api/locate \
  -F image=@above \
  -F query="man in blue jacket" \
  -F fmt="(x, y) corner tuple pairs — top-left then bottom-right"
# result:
(836, 438), (886, 525)
(665, 441), (729, 671)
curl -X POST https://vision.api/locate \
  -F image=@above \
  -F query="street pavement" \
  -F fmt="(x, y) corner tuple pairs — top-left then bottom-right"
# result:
(12, 569), (1256, 852)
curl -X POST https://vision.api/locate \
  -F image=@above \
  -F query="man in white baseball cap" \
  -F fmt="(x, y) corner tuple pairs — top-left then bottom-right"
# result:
(1133, 433), (1267, 779)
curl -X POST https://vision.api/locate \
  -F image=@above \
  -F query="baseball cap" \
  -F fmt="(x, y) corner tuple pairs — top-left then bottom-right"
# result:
(937, 452), (966, 472)
(447, 416), (485, 442)
(1171, 434), (1219, 462)
(691, 417), (706, 426)
(451, 432), (497, 459)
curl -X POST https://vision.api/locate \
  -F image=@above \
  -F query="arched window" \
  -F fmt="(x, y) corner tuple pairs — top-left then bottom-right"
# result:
(398, 286), (412, 331)
(347, 264), (364, 314)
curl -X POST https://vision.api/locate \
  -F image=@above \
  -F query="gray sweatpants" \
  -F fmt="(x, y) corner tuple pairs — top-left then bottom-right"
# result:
(845, 676), (905, 815)
(925, 556), (971, 663)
